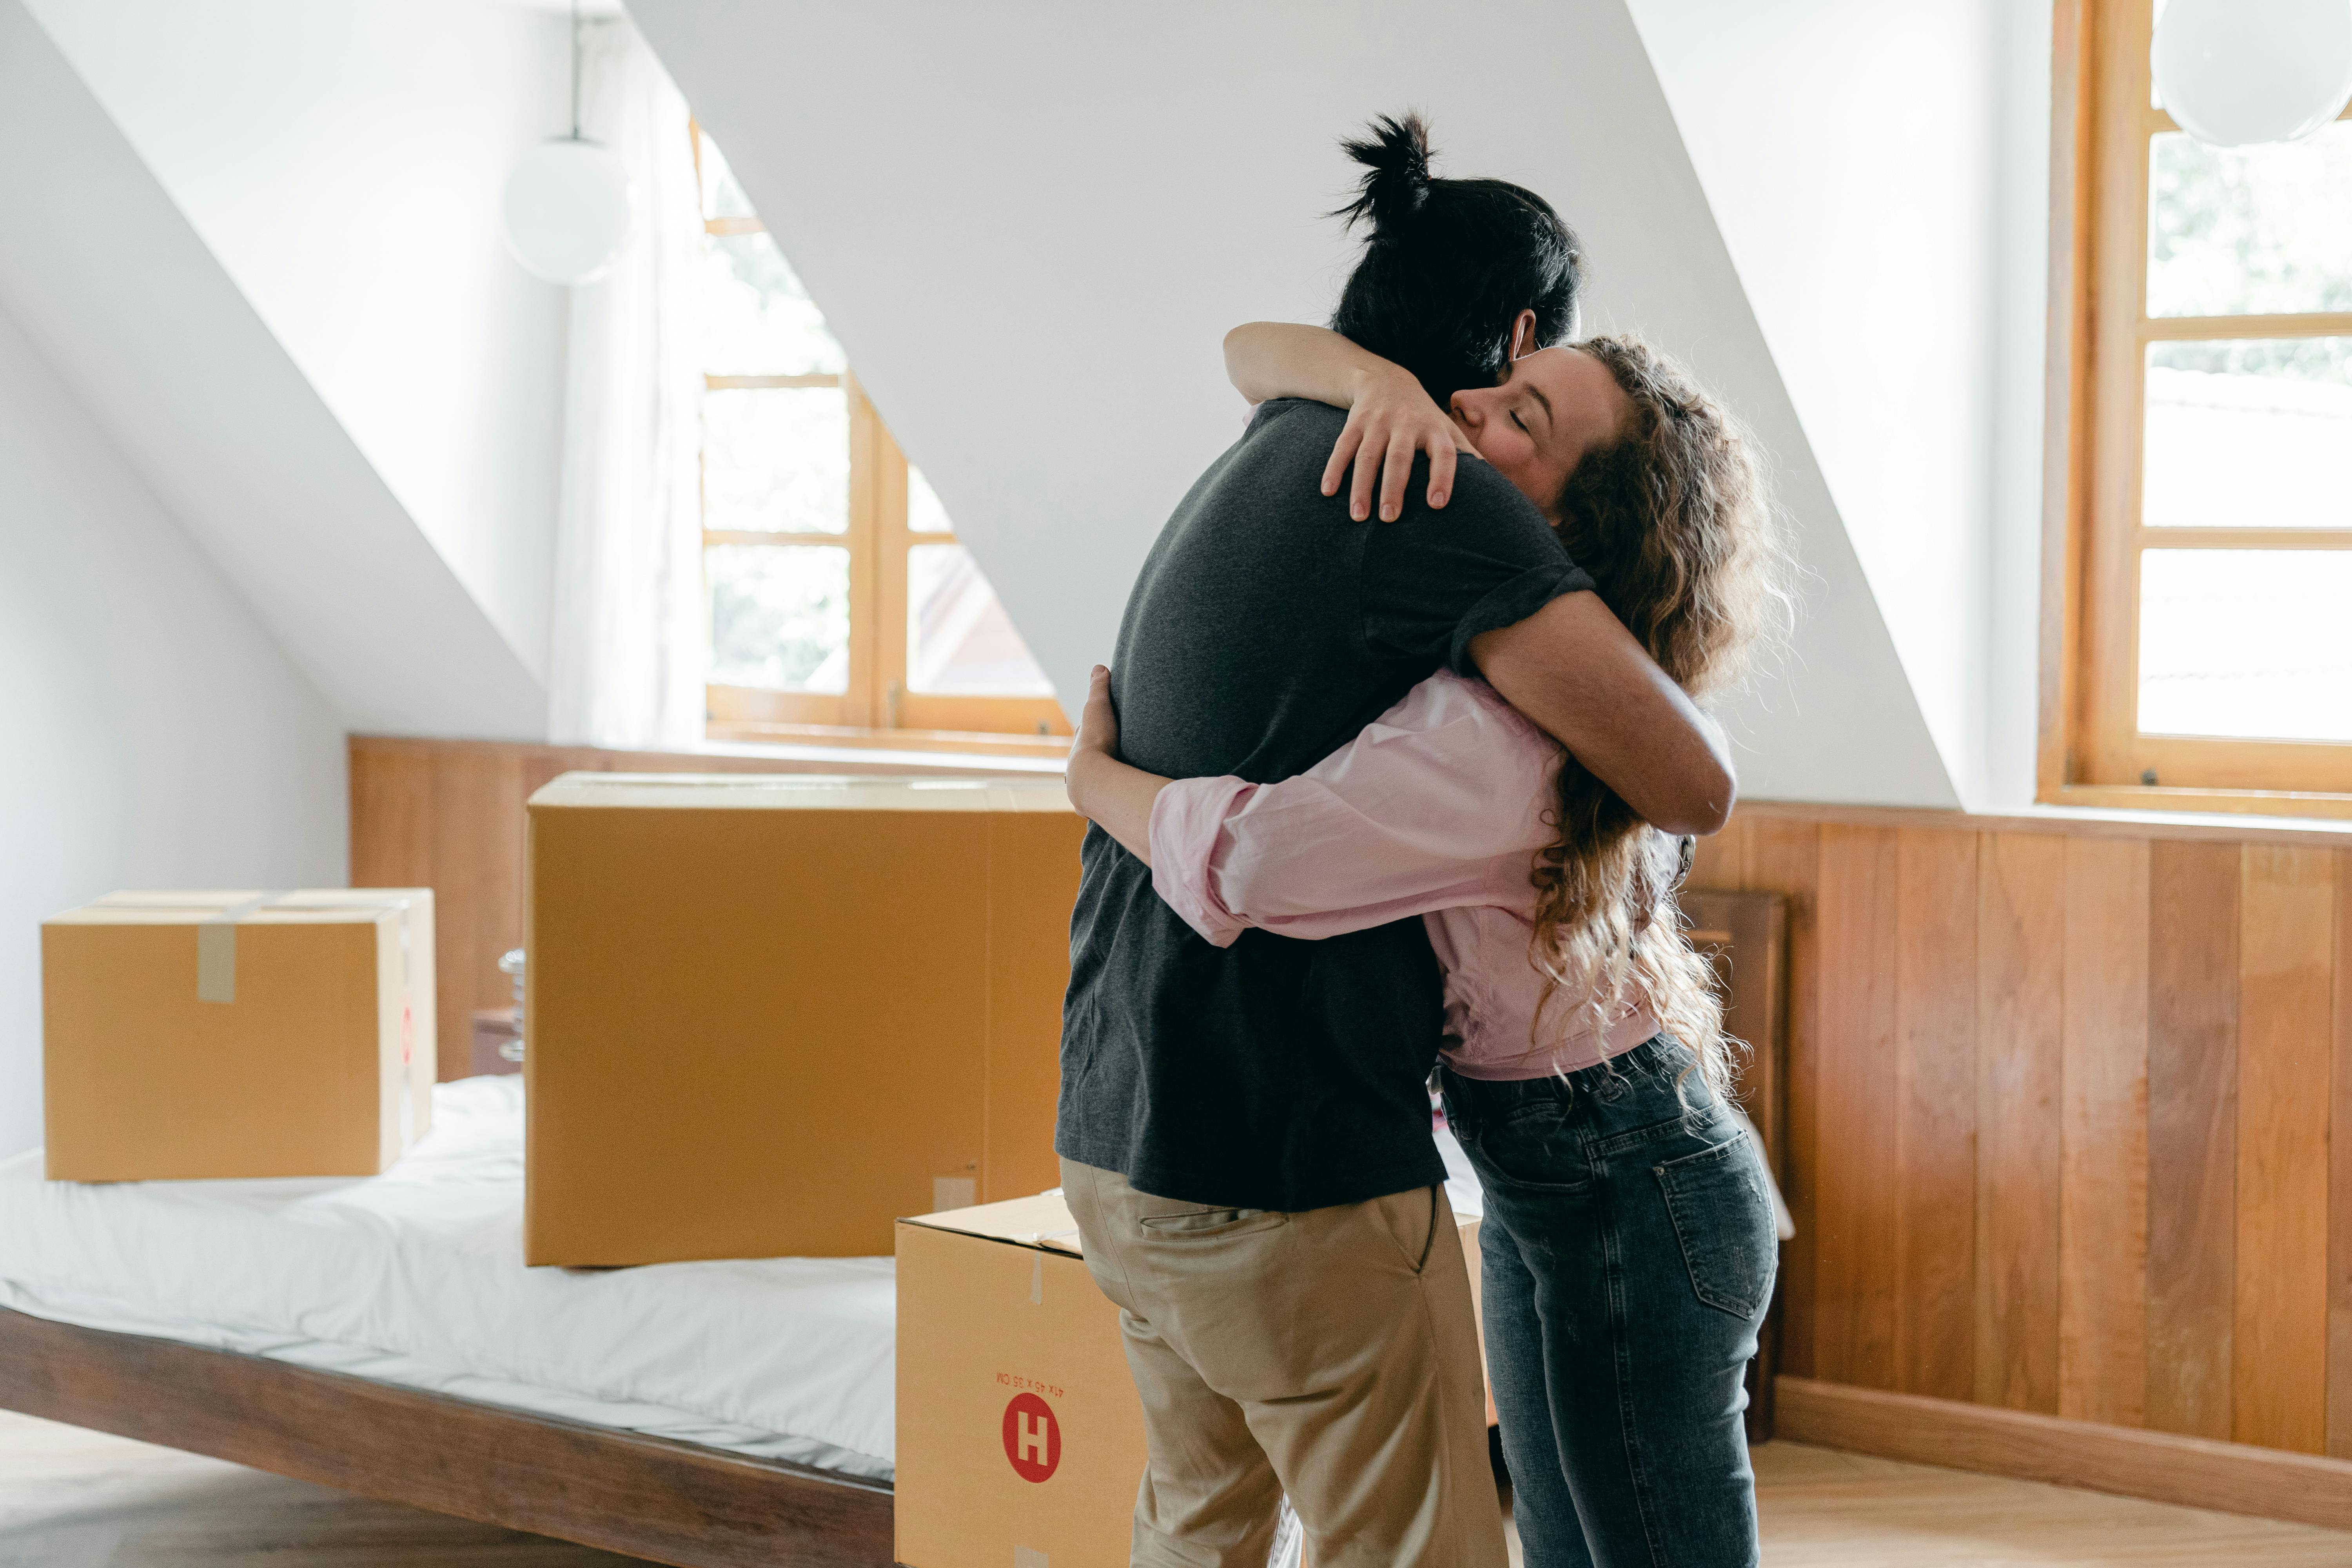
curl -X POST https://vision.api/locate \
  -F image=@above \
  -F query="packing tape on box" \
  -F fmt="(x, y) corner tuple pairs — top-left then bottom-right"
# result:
(94, 892), (418, 1006)
(82, 891), (293, 1004)
(1020, 1228), (1082, 1304)
(197, 892), (286, 1002)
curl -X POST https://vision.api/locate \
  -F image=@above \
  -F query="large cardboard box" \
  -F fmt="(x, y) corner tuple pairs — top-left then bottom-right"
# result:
(42, 889), (436, 1181)
(897, 1193), (1486, 1568)
(524, 773), (1084, 1266)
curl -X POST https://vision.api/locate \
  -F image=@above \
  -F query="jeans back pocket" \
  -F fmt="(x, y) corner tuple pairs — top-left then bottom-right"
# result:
(1653, 1132), (1778, 1318)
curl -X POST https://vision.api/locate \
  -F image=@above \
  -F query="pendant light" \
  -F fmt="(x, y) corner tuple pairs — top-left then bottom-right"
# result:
(501, 0), (635, 284)
(2152, 0), (2352, 149)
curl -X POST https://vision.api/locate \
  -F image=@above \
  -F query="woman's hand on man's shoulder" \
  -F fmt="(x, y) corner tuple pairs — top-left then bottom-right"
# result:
(1321, 363), (1481, 524)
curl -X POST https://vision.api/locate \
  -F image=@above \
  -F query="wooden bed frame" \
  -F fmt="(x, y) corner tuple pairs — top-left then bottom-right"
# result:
(1, 891), (1786, 1566)
(0, 1307), (892, 1567)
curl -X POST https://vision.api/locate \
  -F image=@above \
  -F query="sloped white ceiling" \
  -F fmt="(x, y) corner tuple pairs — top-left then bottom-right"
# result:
(628, 0), (1960, 808)
(25, 0), (575, 694)
(1630, 0), (2018, 808)
(0, 0), (546, 740)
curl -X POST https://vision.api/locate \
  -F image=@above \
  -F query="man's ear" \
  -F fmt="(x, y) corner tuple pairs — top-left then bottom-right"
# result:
(1507, 309), (1540, 361)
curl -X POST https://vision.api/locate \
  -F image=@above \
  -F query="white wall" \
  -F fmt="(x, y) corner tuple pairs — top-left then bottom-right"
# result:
(24, 0), (573, 686)
(1630, 0), (2063, 809)
(0, 304), (347, 1161)
(1628, 0), (2006, 806)
(0, 0), (547, 740)
(1986, 0), (2058, 808)
(630, 0), (1960, 808)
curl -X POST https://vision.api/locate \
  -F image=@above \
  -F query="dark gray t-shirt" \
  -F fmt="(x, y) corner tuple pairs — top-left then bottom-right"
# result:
(1055, 399), (1595, 1212)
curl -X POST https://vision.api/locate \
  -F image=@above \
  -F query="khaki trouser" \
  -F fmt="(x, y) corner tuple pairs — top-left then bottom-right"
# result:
(1061, 1158), (1507, 1568)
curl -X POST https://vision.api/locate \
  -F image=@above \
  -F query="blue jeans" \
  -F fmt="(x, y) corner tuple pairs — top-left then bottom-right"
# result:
(1440, 1038), (1777, 1568)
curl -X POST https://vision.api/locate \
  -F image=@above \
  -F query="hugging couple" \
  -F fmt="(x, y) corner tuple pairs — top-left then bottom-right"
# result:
(1055, 114), (1789, 1568)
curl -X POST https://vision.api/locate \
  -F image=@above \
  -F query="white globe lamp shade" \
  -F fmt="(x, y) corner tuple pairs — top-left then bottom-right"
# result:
(2152, 0), (2352, 148)
(501, 138), (635, 285)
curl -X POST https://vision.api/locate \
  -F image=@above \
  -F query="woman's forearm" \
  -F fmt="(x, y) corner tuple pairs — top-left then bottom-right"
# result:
(1223, 322), (1400, 408)
(1065, 748), (1169, 866)
(1151, 679), (1559, 947)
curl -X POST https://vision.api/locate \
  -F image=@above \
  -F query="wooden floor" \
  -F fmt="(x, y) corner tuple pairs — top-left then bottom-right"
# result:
(6, 1411), (2351, 1566)
(1749, 1443), (2352, 1565)
(0, 1411), (636, 1567)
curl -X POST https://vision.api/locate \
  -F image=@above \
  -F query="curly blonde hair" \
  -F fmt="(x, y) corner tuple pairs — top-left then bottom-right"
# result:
(1526, 335), (1791, 1098)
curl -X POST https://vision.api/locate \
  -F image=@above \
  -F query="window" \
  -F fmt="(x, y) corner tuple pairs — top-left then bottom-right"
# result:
(2052, 1), (2352, 809)
(689, 127), (1068, 749)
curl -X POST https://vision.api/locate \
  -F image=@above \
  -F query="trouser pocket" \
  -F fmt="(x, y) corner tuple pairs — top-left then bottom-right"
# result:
(1654, 1131), (1778, 1318)
(1372, 1185), (1443, 1275)
(1138, 1205), (1283, 1239)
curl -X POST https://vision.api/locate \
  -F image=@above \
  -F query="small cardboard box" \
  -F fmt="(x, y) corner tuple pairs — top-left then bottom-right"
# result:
(42, 889), (436, 1181)
(897, 1195), (1150, 1568)
(897, 1192), (1487, 1568)
(524, 773), (1084, 1266)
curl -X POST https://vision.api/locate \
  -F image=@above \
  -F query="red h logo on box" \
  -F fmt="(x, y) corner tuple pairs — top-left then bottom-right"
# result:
(1001, 1392), (1061, 1483)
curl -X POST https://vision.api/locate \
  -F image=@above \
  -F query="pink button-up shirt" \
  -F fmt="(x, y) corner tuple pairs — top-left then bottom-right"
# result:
(1149, 670), (1660, 1080)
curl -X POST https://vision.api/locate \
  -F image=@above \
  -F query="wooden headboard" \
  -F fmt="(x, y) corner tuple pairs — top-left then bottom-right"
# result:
(1683, 887), (1790, 1444)
(1684, 889), (1790, 1185)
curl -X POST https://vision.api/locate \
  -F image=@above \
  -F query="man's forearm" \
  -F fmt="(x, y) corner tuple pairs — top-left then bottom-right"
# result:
(1470, 593), (1737, 836)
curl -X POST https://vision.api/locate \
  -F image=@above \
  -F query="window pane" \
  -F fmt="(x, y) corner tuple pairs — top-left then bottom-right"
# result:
(2147, 123), (2352, 318)
(2139, 549), (2352, 741)
(704, 387), (848, 534)
(907, 465), (953, 533)
(708, 544), (849, 692)
(2143, 338), (2352, 529)
(696, 128), (757, 222)
(907, 544), (1054, 696)
(692, 230), (847, 377)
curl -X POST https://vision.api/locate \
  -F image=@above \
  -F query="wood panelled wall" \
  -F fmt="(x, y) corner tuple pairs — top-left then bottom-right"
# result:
(350, 746), (2352, 1470)
(348, 736), (1056, 1080)
(1690, 803), (2352, 1463)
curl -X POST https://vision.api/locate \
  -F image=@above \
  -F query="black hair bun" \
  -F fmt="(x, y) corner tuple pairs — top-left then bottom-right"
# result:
(1336, 111), (1433, 235)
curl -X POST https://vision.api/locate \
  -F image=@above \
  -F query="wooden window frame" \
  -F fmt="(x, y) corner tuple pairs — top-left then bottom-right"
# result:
(690, 125), (1069, 755)
(2042, 0), (2352, 819)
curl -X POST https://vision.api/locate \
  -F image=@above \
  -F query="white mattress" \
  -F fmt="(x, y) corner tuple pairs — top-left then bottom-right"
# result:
(0, 1076), (895, 1480)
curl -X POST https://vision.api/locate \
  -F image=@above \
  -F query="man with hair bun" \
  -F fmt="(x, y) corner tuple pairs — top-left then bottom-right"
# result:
(1054, 113), (1736, 1568)
(1329, 112), (1586, 407)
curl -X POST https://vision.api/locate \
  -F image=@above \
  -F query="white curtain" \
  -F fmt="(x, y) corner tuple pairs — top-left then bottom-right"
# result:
(546, 18), (704, 750)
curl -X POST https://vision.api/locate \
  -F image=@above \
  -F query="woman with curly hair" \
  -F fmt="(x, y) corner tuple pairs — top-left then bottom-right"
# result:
(1067, 307), (1793, 1566)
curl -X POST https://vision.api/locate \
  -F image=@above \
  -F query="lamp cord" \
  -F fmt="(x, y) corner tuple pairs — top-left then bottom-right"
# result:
(569, 0), (581, 141)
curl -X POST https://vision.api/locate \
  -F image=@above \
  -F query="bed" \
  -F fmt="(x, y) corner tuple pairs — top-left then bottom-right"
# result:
(0, 1076), (897, 1567)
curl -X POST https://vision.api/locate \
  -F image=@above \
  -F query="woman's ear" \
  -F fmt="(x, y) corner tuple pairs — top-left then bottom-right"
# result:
(1507, 309), (1540, 360)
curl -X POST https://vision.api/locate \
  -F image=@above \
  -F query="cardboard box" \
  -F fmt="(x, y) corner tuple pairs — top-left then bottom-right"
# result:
(42, 889), (436, 1181)
(897, 1195), (1145, 1568)
(897, 1193), (1486, 1568)
(524, 773), (1084, 1266)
